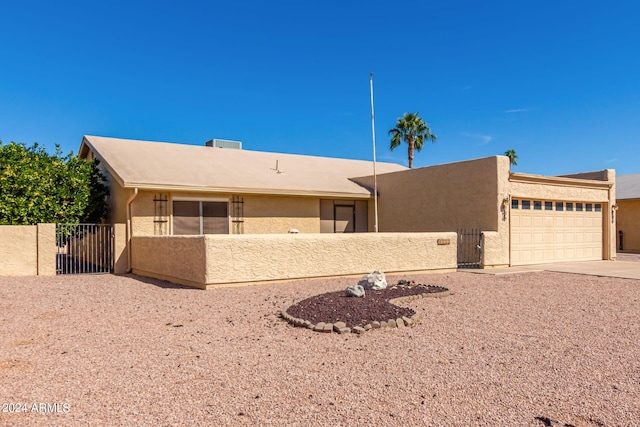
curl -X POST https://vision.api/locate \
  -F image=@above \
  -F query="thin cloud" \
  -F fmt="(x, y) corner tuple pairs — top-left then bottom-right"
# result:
(461, 132), (493, 145)
(503, 108), (531, 114)
(606, 158), (618, 164)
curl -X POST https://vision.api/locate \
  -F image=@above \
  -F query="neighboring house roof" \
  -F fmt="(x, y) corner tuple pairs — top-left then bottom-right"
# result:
(616, 173), (640, 200)
(80, 135), (406, 198)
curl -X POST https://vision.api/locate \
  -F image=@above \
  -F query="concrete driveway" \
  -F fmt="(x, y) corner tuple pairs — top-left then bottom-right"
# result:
(470, 257), (640, 280)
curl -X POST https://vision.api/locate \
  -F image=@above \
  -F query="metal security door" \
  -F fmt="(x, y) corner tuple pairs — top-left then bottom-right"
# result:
(457, 228), (483, 268)
(56, 224), (114, 274)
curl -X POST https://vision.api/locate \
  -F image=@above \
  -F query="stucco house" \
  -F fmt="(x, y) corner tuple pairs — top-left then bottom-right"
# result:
(615, 173), (640, 252)
(78, 135), (616, 287)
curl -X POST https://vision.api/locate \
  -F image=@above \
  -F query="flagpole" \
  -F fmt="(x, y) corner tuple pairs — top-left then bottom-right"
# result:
(369, 73), (379, 233)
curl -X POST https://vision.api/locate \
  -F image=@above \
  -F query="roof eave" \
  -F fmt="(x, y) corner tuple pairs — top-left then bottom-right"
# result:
(120, 182), (373, 199)
(79, 136), (127, 188)
(510, 172), (613, 189)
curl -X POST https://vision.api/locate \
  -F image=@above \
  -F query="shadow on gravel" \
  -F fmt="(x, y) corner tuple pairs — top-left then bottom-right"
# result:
(535, 416), (578, 427)
(121, 274), (201, 290)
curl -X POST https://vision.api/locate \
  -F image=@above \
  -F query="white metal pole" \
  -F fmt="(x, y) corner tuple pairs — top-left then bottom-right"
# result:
(369, 73), (379, 233)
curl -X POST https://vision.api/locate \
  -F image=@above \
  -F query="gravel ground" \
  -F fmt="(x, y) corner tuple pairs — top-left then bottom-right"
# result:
(1, 271), (639, 427)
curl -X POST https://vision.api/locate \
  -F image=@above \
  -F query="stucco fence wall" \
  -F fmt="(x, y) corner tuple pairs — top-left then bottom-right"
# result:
(0, 224), (56, 276)
(132, 232), (457, 289)
(0, 223), (127, 276)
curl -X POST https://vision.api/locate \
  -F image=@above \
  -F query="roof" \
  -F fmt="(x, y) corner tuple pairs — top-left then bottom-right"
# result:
(616, 173), (640, 200)
(80, 135), (406, 198)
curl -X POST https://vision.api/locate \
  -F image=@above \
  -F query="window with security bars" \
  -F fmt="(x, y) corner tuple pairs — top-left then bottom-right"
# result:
(173, 200), (229, 235)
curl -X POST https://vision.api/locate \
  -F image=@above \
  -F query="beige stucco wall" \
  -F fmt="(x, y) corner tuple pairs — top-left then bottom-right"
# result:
(132, 235), (207, 287)
(508, 180), (612, 202)
(108, 178), (131, 225)
(482, 231), (510, 268)
(132, 232), (457, 288)
(113, 223), (128, 274)
(617, 199), (640, 252)
(354, 156), (511, 267)
(0, 225), (38, 275)
(354, 156), (505, 233)
(0, 224), (56, 276)
(242, 195), (320, 233)
(125, 191), (324, 236)
(130, 190), (158, 236)
(37, 223), (56, 276)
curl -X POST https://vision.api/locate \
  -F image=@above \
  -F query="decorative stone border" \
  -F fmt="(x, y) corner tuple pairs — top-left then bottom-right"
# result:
(280, 287), (451, 334)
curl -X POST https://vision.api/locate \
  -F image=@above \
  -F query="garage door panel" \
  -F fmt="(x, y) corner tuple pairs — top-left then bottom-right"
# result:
(543, 217), (554, 228)
(533, 250), (544, 262)
(512, 199), (602, 265)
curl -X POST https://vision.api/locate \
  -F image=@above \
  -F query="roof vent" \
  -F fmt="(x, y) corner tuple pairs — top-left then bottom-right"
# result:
(205, 139), (242, 149)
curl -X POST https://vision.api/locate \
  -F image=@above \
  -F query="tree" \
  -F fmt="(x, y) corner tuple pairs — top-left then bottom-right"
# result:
(0, 141), (109, 225)
(388, 112), (437, 168)
(504, 149), (518, 166)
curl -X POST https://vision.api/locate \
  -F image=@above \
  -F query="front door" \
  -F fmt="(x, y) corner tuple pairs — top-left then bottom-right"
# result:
(334, 205), (355, 233)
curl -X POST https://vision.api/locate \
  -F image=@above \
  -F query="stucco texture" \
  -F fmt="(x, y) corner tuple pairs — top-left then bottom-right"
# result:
(0, 226), (38, 275)
(132, 232), (456, 288)
(354, 156), (504, 233)
(128, 191), (326, 236)
(130, 190), (159, 236)
(242, 195), (320, 234)
(36, 223), (56, 276)
(132, 236), (207, 287)
(0, 224), (56, 276)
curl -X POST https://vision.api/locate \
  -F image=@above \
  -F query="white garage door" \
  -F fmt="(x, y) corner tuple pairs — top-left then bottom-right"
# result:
(511, 199), (603, 265)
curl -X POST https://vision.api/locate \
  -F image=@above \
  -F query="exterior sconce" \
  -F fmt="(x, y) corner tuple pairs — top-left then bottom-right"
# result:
(611, 204), (618, 223)
(500, 196), (509, 221)
(612, 204), (619, 211)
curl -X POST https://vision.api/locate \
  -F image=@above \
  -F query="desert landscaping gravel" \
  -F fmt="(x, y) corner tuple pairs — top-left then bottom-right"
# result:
(1, 271), (639, 426)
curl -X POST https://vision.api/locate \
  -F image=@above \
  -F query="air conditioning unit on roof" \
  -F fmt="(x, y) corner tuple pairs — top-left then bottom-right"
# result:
(205, 139), (242, 149)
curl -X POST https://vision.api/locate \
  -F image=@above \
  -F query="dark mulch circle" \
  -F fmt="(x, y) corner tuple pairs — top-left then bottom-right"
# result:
(285, 284), (448, 329)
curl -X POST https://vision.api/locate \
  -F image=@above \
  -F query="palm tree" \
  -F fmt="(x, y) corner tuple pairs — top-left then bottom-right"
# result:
(504, 149), (518, 166)
(388, 112), (437, 168)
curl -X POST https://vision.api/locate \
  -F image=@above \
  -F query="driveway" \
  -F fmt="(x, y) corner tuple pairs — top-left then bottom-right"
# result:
(470, 255), (640, 280)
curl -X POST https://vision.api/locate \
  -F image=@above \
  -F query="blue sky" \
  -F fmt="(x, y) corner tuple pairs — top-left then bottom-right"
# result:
(1, 1), (638, 175)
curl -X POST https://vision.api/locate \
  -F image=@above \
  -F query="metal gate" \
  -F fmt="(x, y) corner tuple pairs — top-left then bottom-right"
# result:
(457, 228), (483, 268)
(56, 224), (114, 275)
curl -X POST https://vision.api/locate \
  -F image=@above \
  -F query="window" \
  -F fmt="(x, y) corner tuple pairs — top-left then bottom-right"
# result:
(534, 201), (542, 210)
(173, 200), (229, 235)
(556, 202), (564, 211)
(522, 200), (531, 210)
(576, 203), (583, 212)
(545, 201), (553, 210)
(512, 199), (519, 209)
(566, 202), (574, 211)
(586, 203), (593, 212)
(595, 204), (602, 212)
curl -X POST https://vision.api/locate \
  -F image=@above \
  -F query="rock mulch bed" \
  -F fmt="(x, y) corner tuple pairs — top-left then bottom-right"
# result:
(281, 282), (450, 334)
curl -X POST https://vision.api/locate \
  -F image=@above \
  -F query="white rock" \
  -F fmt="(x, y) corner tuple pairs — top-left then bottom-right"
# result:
(358, 270), (387, 290)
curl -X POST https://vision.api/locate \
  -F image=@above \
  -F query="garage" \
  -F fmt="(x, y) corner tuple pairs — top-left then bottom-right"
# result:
(510, 199), (603, 265)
